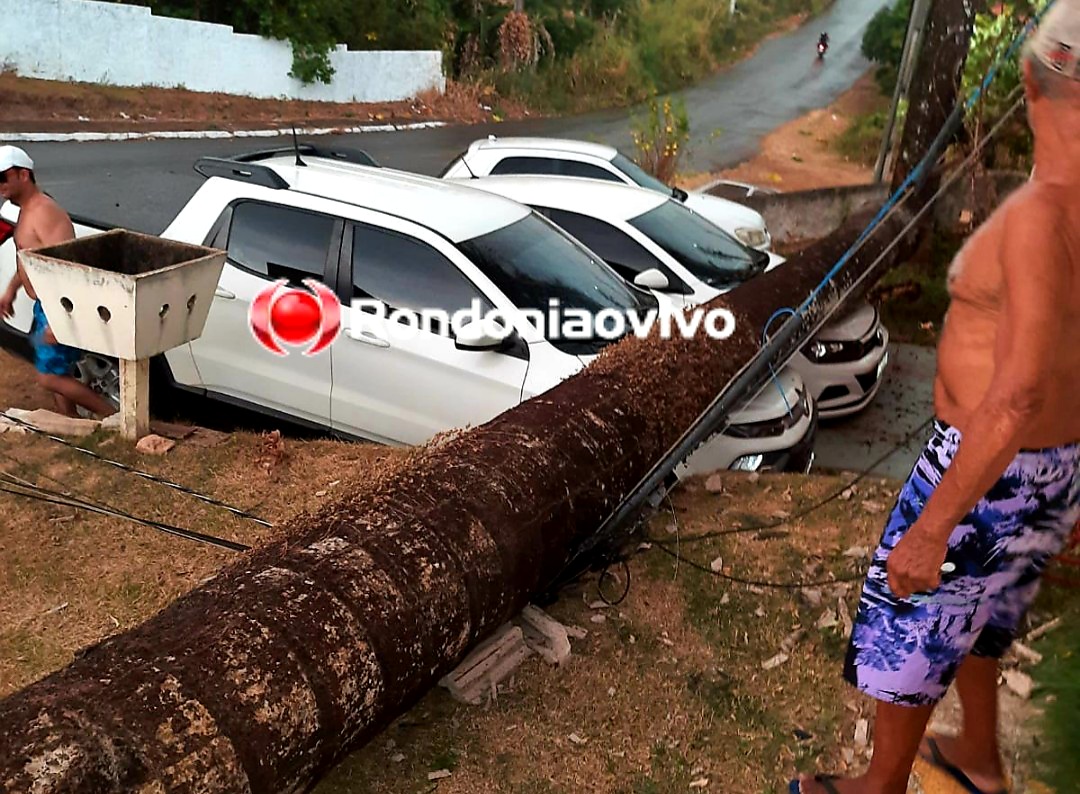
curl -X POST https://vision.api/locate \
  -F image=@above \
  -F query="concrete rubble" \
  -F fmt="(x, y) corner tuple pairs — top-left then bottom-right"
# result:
(438, 604), (580, 706)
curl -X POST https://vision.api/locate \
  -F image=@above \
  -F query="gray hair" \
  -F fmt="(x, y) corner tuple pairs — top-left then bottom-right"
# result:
(1024, 44), (1080, 101)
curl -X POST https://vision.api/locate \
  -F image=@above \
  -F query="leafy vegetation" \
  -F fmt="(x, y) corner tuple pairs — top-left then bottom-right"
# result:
(860, 0), (1037, 171)
(959, 1), (1037, 170)
(111, 0), (834, 110)
(834, 107), (891, 165)
(630, 95), (690, 182)
(860, 0), (910, 94)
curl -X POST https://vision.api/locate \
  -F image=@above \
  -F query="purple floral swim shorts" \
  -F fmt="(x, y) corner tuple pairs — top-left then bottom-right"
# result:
(844, 418), (1080, 706)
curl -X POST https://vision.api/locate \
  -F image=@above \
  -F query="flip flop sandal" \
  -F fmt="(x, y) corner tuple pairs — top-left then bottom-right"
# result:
(788, 775), (841, 794)
(919, 737), (1010, 794)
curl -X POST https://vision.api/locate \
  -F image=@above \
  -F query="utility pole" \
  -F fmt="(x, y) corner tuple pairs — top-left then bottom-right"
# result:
(873, 0), (932, 183)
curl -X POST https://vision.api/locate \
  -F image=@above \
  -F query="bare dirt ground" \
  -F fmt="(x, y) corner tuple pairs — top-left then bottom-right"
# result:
(0, 72), (532, 133)
(0, 342), (1067, 793)
(677, 71), (888, 193)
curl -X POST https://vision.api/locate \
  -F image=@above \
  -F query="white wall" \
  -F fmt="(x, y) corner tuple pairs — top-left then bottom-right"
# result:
(0, 0), (445, 103)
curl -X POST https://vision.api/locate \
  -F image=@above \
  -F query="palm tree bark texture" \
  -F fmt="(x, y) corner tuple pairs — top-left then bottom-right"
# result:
(0, 206), (917, 793)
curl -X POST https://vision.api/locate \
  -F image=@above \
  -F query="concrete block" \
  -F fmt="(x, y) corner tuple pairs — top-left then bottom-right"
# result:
(4, 408), (100, 437)
(438, 623), (532, 705)
(518, 604), (572, 666)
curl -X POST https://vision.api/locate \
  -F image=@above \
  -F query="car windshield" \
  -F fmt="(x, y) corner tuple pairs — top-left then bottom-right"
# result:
(457, 212), (658, 355)
(627, 199), (769, 289)
(611, 151), (679, 196)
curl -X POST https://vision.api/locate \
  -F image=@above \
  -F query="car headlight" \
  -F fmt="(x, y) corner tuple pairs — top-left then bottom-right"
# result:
(730, 453), (764, 472)
(805, 340), (845, 361)
(734, 227), (768, 248)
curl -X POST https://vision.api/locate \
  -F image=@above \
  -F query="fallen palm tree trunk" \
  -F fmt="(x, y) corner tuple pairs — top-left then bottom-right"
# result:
(0, 207), (917, 793)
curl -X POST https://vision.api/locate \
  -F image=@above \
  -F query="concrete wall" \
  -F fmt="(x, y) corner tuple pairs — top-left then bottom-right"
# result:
(716, 183), (890, 247)
(715, 171), (1030, 247)
(0, 0), (445, 103)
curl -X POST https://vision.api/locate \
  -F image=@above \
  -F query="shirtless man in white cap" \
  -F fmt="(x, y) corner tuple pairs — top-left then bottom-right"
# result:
(793, 2), (1080, 792)
(0, 145), (116, 417)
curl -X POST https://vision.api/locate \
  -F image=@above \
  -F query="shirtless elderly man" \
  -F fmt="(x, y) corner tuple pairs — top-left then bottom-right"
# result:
(0, 145), (115, 418)
(794, 3), (1080, 793)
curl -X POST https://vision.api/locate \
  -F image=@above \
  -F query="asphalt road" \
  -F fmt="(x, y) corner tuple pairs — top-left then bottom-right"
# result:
(12, 0), (888, 234)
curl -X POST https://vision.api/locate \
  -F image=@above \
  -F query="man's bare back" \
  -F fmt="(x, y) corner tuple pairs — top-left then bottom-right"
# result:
(935, 182), (1080, 448)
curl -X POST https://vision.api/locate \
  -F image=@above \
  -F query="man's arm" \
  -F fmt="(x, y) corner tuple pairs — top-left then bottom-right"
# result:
(887, 197), (1070, 597)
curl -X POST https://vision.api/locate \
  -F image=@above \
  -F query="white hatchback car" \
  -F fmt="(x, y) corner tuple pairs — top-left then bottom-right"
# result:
(0, 149), (814, 474)
(439, 136), (774, 251)
(451, 174), (890, 419)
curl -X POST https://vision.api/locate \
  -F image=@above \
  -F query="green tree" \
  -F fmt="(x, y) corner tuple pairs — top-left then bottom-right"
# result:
(960, 2), (1038, 169)
(861, 0), (911, 93)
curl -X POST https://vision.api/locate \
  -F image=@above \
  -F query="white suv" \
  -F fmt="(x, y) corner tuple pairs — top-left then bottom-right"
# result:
(450, 174), (890, 419)
(439, 136), (773, 251)
(0, 148), (814, 473)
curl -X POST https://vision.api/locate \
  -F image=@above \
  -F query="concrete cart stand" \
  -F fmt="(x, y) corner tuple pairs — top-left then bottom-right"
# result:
(18, 230), (226, 440)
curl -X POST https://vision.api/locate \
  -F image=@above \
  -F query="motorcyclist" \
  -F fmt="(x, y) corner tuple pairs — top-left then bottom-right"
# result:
(818, 31), (830, 49)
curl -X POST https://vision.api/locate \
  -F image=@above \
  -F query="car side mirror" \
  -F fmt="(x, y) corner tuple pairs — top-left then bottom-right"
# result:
(633, 268), (670, 291)
(455, 318), (511, 351)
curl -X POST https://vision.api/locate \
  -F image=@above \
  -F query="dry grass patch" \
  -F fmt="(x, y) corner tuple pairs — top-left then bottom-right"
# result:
(0, 407), (404, 697)
(312, 471), (906, 794)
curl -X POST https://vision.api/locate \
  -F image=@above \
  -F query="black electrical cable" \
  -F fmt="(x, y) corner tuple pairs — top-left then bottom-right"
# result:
(1, 413), (272, 527)
(651, 541), (866, 589)
(0, 477), (251, 553)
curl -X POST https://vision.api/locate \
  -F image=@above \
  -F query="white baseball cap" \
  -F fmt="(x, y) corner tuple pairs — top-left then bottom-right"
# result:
(0, 145), (34, 173)
(1027, 0), (1080, 80)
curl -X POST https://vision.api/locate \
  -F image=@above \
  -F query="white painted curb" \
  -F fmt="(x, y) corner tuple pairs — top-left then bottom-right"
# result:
(0, 120), (447, 143)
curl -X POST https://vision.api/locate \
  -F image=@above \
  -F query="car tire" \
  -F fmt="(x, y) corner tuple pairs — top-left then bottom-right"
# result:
(72, 353), (120, 419)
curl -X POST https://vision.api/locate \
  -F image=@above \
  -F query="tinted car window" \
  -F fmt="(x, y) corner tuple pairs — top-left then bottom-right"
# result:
(456, 212), (658, 355)
(351, 224), (492, 332)
(628, 200), (769, 289)
(559, 161), (624, 182)
(610, 152), (676, 195)
(540, 206), (681, 286)
(490, 156), (559, 176)
(490, 156), (622, 182)
(226, 201), (335, 283)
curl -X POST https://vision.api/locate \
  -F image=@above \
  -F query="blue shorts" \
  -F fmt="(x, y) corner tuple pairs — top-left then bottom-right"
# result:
(844, 418), (1080, 706)
(29, 300), (81, 376)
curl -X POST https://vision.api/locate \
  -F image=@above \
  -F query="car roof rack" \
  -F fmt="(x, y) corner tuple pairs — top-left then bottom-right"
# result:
(232, 143), (381, 168)
(193, 157), (290, 189)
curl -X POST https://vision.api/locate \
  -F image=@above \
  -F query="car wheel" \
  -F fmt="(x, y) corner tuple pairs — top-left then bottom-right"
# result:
(72, 353), (120, 419)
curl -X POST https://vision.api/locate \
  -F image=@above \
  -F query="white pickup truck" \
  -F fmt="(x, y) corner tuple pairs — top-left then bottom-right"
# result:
(0, 145), (816, 475)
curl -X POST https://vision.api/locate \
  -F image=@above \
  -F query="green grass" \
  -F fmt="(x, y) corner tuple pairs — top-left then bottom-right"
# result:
(834, 109), (889, 166)
(1028, 589), (1080, 791)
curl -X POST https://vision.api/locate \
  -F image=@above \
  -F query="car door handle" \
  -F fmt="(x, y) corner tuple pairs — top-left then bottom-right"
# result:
(346, 327), (390, 348)
(215, 288), (236, 299)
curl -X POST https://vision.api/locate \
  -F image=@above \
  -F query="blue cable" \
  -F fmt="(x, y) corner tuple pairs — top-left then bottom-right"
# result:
(762, 307), (797, 415)
(761, 0), (1055, 340)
